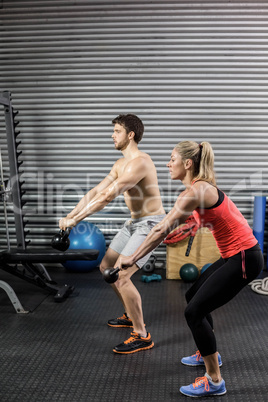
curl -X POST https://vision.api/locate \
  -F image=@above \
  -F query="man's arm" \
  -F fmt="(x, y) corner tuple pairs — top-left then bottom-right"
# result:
(61, 156), (148, 228)
(66, 174), (116, 220)
(59, 164), (118, 229)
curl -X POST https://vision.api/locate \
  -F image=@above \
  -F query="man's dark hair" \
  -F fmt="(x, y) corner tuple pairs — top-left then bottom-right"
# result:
(112, 114), (144, 144)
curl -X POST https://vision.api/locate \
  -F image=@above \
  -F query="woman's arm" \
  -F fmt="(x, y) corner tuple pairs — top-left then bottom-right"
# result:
(118, 186), (201, 269)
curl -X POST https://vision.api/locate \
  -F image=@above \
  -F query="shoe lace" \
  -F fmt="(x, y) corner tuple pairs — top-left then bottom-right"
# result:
(118, 313), (128, 320)
(124, 332), (139, 344)
(192, 350), (202, 361)
(192, 377), (209, 392)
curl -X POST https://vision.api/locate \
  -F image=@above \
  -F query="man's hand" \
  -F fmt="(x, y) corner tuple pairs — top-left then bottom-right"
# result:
(117, 255), (135, 270)
(59, 217), (77, 230)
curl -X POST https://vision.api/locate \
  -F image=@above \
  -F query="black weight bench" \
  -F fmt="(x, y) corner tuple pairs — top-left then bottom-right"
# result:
(0, 248), (99, 308)
(0, 249), (99, 264)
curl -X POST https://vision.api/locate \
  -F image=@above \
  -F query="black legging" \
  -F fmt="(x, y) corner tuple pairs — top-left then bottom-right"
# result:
(184, 243), (264, 356)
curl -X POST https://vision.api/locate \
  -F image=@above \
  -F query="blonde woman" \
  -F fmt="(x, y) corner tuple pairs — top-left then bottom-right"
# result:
(118, 141), (263, 397)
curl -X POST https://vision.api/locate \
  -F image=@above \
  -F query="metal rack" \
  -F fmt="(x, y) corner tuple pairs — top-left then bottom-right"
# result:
(0, 92), (99, 311)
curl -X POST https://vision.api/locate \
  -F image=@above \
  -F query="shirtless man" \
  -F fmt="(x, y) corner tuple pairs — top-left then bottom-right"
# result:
(59, 114), (165, 354)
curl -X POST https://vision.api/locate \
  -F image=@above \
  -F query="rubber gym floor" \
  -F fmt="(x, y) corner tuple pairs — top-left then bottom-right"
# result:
(0, 266), (268, 402)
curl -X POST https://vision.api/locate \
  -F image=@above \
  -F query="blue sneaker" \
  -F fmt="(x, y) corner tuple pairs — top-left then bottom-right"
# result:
(181, 350), (222, 367)
(180, 374), (227, 397)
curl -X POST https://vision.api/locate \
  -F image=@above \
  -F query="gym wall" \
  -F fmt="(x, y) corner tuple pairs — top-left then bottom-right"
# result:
(1, 0), (268, 266)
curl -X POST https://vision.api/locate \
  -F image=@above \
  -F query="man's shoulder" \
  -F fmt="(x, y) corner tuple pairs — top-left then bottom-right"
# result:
(133, 151), (152, 164)
(116, 152), (152, 166)
(113, 154), (153, 179)
(138, 150), (151, 159)
(113, 157), (126, 170)
(129, 153), (154, 170)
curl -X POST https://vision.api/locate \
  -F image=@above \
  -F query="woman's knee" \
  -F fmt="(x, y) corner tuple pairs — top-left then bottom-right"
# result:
(185, 288), (192, 303)
(184, 304), (191, 324)
(184, 303), (199, 328)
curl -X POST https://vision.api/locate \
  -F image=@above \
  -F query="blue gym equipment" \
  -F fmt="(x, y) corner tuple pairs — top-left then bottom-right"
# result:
(141, 274), (162, 283)
(63, 221), (106, 272)
(201, 263), (212, 274)
(252, 195), (266, 253)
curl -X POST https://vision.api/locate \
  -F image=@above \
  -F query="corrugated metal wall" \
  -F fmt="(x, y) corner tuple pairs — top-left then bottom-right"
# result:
(1, 0), (268, 265)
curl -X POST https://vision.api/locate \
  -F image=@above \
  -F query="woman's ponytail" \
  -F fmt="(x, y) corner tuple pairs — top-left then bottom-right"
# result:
(175, 140), (216, 185)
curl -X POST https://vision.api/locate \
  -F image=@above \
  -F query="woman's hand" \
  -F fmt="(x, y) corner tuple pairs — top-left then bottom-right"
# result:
(117, 255), (135, 270)
(59, 217), (77, 230)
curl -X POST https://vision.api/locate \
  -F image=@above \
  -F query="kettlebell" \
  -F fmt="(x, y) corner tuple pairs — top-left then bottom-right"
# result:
(103, 267), (120, 284)
(142, 254), (156, 273)
(51, 227), (71, 251)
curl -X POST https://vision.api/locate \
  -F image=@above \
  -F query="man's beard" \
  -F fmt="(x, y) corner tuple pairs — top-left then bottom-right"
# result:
(115, 137), (130, 151)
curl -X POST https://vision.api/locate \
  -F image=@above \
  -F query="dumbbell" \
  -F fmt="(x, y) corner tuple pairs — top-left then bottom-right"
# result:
(103, 267), (120, 284)
(141, 274), (162, 283)
(51, 227), (71, 251)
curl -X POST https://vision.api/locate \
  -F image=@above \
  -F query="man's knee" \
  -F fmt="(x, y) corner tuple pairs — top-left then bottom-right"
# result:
(99, 254), (110, 274)
(113, 270), (130, 290)
(99, 257), (110, 274)
(99, 249), (119, 274)
(114, 265), (139, 290)
(99, 263), (105, 275)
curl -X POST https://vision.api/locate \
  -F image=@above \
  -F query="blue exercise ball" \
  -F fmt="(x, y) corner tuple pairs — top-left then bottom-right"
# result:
(201, 263), (212, 275)
(63, 221), (106, 272)
(180, 263), (199, 282)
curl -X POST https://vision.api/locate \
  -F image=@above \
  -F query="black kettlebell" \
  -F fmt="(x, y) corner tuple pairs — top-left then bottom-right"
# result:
(103, 267), (120, 284)
(51, 228), (71, 251)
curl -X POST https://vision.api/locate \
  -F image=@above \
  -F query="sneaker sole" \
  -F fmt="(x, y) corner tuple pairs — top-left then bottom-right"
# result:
(113, 342), (154, 354)
(180, 389), (227, 397)
(181, 361), (223, 368)
(107, 323), (133, 328)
